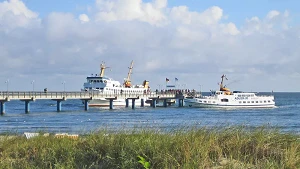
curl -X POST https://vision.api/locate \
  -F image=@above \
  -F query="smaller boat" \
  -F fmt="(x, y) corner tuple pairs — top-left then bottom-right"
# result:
(184, 74), (276, 108)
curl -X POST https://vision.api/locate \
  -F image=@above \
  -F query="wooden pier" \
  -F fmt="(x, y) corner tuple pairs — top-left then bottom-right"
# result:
(0, 91), (191, 114)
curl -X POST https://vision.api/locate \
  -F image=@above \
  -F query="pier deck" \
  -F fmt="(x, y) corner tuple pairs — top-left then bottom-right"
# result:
(0, 91), (186, 100)
(0, 91), (193, 114)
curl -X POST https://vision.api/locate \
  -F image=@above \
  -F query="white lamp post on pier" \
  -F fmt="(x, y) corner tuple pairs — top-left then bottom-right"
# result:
(62, 81), (66, 93)
(157, 84), (161, 91)
(31, 80), (35, 92)
(5, 79), (9, 96)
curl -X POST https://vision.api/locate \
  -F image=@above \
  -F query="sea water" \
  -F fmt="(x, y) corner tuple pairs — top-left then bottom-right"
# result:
(0, 92), (299, 135)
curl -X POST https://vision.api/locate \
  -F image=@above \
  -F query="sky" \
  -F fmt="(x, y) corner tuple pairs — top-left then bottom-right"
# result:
(0, 0), (300, 92)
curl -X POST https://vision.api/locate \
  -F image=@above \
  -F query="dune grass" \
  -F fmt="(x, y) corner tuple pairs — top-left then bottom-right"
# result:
(0, 126), (299, 169)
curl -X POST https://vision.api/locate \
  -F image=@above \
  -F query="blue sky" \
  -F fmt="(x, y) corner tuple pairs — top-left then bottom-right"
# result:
(20, 0), (300, 26)
(0, 0), (300, 92)
(21, 0), (95, 17)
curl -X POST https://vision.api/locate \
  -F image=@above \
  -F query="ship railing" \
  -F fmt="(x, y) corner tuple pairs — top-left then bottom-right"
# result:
(256, 95), (274, 97)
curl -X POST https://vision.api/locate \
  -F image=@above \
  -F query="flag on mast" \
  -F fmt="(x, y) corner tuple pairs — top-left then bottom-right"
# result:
(166, 78), (170, 82)
(175, 77), (178, 81)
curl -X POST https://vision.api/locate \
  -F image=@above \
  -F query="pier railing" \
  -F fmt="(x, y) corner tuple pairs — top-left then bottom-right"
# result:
(0, 91), (193, 113)
(0, 91), (188, 100)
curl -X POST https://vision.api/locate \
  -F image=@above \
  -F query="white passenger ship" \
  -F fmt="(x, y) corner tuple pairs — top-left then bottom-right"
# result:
(184, 75), (276, 108)
(82, 61), (150, 107)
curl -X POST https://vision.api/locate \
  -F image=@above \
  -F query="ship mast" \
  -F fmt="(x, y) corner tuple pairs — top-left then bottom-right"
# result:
(99, 62), (107, 77)
(220, 74), (229, 91)
(124, 60), (134, 87)
(220, 74), (225, 89)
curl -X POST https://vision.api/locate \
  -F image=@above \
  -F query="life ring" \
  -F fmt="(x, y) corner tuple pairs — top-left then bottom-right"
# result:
(104, 80), (107, 83)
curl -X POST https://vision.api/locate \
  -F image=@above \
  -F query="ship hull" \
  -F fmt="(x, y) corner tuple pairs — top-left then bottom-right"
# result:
(87, 97), (149, 107)
(87, 98), (177, 107)
(185, 102), (276, 108)
(184, 99), (276, 108)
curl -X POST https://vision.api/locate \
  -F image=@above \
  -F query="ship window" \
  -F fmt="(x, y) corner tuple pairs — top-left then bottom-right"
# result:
(243, 101), (246, 103)
(213, 101), (215, 103)
(239, 101), (242, 103)
(260, 101), (262, 103)
(199, 100), (202, 103)
(100, 80), (103, 83)
(264, 101), (266, 103)
(256, 101), (258, 103)
(251, 101), (254, 103)
(268, 100), (270, 103)
(247, 101), (250, 103)
(221, 98), (228, 102)
(204, 101), (207, 103)
(96, 87), (99, 89)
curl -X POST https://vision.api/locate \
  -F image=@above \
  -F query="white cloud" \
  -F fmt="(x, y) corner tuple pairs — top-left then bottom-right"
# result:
(0, 0), (300, 92)
(222, 22), (240, 35)
(170, 6), (223, 25)
(0, 0), (38, 18)
(79, 14), (90, 23)
(241, 10), (291, 35)
(267, 10), (280, 19)
(94, 0), (166, 25)
(0, 0), (39, 30)
(44, 12), (77, 41)
(154, 0), (167, 9)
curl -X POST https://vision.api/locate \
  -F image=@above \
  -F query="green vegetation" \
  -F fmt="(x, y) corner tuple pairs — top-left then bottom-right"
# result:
(0, 126), (299, 169)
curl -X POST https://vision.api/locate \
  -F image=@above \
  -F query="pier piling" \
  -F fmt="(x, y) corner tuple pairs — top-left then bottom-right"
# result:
(163, 99), (167, 107)
(125, 99), (129, 108)
(25, 100), (30, 113)
(152, 99), (157, 108)
(57, 100), (62, 112)
(84, 100), (89, 111)
(132, 99), (135, 109)
(141, 99), (144, 107)
(178, 99), (184, 107)
(0, 102), (5, 115)
(109, 99), (114, 110)
(20, 98), (35, 113)
(52, 97), (66, 112)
